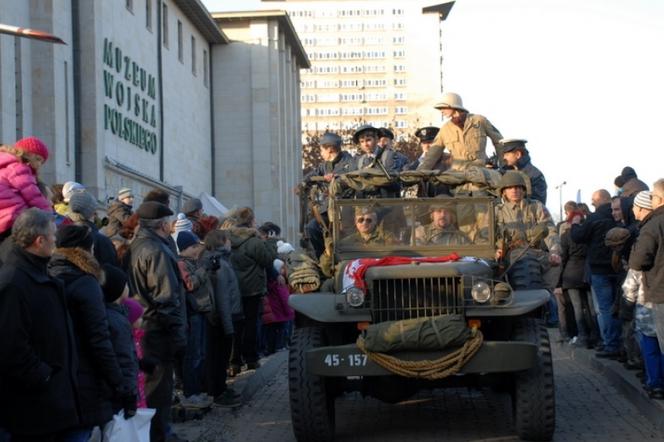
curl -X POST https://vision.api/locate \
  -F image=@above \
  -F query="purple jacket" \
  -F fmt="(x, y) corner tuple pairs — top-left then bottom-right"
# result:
(264, 279), (295, 324)
(0, 152), (52, 234)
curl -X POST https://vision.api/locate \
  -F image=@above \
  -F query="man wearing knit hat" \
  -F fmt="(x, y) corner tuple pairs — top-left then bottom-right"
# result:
(128, 201), (186, 441)
(103, 188), (134, 238)
(68, 191), (119, 266)
(630, 181), (664, 352)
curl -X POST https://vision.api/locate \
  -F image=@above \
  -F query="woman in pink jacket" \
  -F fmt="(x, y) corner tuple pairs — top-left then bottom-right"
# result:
(0, 137), (53, 237)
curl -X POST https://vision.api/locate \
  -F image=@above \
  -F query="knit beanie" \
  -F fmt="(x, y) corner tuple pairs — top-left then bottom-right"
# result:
(69, 191), (98, 219)
(101, 264), (128, 303)
(172, 213), (192, 235)
(15, 136), (49, 162)
(117, 187), (133, 200)
(634, 191), (653, 210)
(56, 225), (94, 250)
(123, 298), (144, 325)
(62, 181), (85, 203)
(176, 230), (201, 253)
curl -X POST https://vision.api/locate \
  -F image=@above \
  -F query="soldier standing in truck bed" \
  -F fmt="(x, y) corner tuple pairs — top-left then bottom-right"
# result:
(500, 138), (548, 205)
(417, 92), (503, 172)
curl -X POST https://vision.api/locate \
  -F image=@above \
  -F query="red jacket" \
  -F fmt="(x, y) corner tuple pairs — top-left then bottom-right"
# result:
(0, 152), (52, 234)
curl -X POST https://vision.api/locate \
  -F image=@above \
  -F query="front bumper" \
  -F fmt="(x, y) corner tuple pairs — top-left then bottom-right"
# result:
(306, 341), (538, 377)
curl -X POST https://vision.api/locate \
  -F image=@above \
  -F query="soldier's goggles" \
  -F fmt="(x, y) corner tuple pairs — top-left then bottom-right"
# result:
(355, 217), (376, 224)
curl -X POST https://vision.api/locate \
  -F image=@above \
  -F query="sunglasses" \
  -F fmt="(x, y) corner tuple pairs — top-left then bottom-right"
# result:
(355, 217), (376, 224)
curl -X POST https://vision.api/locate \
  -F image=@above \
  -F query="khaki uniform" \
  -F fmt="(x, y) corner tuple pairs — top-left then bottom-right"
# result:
(338, 228), (395, 247)
(495, 199), (560, 254)
(418, 114), (502, 171)
(415, 223), (471, 246)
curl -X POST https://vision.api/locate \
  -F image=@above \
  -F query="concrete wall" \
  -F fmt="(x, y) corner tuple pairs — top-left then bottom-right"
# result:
(213, 17), (303, 241)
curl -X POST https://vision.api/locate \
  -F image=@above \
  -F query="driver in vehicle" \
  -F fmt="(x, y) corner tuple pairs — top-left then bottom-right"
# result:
(340, 207), (396, 246)
(415, 204), (470, 246)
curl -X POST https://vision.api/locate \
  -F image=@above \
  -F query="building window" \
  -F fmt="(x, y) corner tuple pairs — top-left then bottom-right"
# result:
(126, 0), (133, 13)
(191, 36), (196, 75)
(203, 49), (208, 87)
(162, 3), (169, 47)
(146, 0), (152, 30)
(177, 20), (183, 62)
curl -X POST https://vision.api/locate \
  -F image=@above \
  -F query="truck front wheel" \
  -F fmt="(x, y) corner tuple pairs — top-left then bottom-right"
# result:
(289, 326), (335, 442)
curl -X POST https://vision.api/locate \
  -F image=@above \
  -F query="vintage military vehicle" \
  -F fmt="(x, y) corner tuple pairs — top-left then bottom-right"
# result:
(289, 170), (555, 442)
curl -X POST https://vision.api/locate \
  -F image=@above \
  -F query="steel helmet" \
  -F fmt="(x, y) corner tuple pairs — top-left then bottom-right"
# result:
(498, 171), (528, 193)
(433, 92), (467, 112)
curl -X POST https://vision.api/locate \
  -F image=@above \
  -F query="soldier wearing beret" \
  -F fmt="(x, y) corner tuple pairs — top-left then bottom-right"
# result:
(128, 201), (186, 441)
(418, 92), (503, 172)
(500, 138), (548, 205)
(303, 132), (356, 258)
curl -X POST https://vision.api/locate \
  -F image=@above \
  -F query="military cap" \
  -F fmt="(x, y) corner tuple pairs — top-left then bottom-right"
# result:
(182, 197), (203, 214)
(354, 206), (378, 217)
(415, 126), (440, 143)
(500, 138), (528, 153)
(498, 171), (528, 192)
(378, 128), (394, 140)
(136, 201), (174, 220)
(352, 124), (377, 144)
(319, 132), (342, 149)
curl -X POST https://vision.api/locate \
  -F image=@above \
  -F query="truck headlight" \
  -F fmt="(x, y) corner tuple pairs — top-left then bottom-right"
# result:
(471, 282), (492, 304)
(344, 286), (365, 307)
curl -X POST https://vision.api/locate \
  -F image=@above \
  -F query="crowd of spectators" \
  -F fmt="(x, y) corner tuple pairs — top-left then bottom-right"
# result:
(0, 137), (295, 442)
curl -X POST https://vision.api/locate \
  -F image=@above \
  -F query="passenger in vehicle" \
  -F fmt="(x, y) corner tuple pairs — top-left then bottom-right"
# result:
(339, 207), (395, 246)
(415, 204), (470, 246)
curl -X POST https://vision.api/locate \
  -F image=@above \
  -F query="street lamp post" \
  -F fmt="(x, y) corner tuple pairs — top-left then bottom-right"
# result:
(554, 181), (567, 222)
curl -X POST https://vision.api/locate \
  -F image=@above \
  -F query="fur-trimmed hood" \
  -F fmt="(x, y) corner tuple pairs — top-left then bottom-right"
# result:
(229, 226), (259, 248)
(48, 247), (104, 282)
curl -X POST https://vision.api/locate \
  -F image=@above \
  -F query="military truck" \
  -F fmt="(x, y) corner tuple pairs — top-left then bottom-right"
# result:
(289, 171), (555, 442)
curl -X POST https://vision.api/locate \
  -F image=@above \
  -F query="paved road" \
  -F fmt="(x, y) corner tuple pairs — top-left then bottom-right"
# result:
(176, 337), (664, 442)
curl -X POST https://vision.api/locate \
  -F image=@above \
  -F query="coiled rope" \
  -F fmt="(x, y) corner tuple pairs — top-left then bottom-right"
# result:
(356, 328), (483, 380)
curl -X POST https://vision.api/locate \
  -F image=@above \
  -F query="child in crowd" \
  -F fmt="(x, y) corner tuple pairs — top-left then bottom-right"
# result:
(176, 231), (215, 409)
(123, 298), (148, 408)
(0, 138), (53, 239)
(101, 264), (138, 417)
(262, 259), (295, 354)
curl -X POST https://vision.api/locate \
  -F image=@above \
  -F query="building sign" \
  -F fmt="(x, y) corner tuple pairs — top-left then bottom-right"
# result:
(102, 38), (158, 154)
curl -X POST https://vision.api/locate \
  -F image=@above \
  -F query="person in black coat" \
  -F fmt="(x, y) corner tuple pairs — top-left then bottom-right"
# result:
(571, 189), (621, 357)
(102, 264), (138, 417)
(0, 209), (80, 440)
(48, 225), (132, 432)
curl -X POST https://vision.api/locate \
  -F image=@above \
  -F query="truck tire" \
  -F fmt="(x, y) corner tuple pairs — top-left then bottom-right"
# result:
(512, 318), (555, 441)
(507, 253), (545, 290)
(289, 326), (335, 442)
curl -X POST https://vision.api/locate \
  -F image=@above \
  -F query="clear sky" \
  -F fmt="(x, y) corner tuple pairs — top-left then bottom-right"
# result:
(204, 0), (664, 219)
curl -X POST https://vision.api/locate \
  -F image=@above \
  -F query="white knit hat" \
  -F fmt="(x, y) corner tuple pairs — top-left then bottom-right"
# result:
(634, 191), (653, 210)
(62, 181), (85, 203)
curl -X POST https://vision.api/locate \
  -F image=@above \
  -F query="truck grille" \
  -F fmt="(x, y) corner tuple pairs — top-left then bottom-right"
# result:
(367, 277), (464, 323)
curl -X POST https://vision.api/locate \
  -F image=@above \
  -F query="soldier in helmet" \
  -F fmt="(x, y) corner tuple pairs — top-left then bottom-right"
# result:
(495, 171), (561, 267)
(500, 138), (548, 205)
(415, 202), (470, 246)
(418, 92), (503, 172)
(303, 132), (356, 258)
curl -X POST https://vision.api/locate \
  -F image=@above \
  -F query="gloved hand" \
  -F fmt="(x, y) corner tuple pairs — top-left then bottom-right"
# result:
(122, 393), (137, 419)
(205, 255), (221, 272)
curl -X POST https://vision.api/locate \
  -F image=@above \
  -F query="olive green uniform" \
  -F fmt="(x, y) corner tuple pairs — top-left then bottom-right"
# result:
(415, 223), (471, 246)
(494, 199), (560, 254)
(339, 228), (396, 247)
